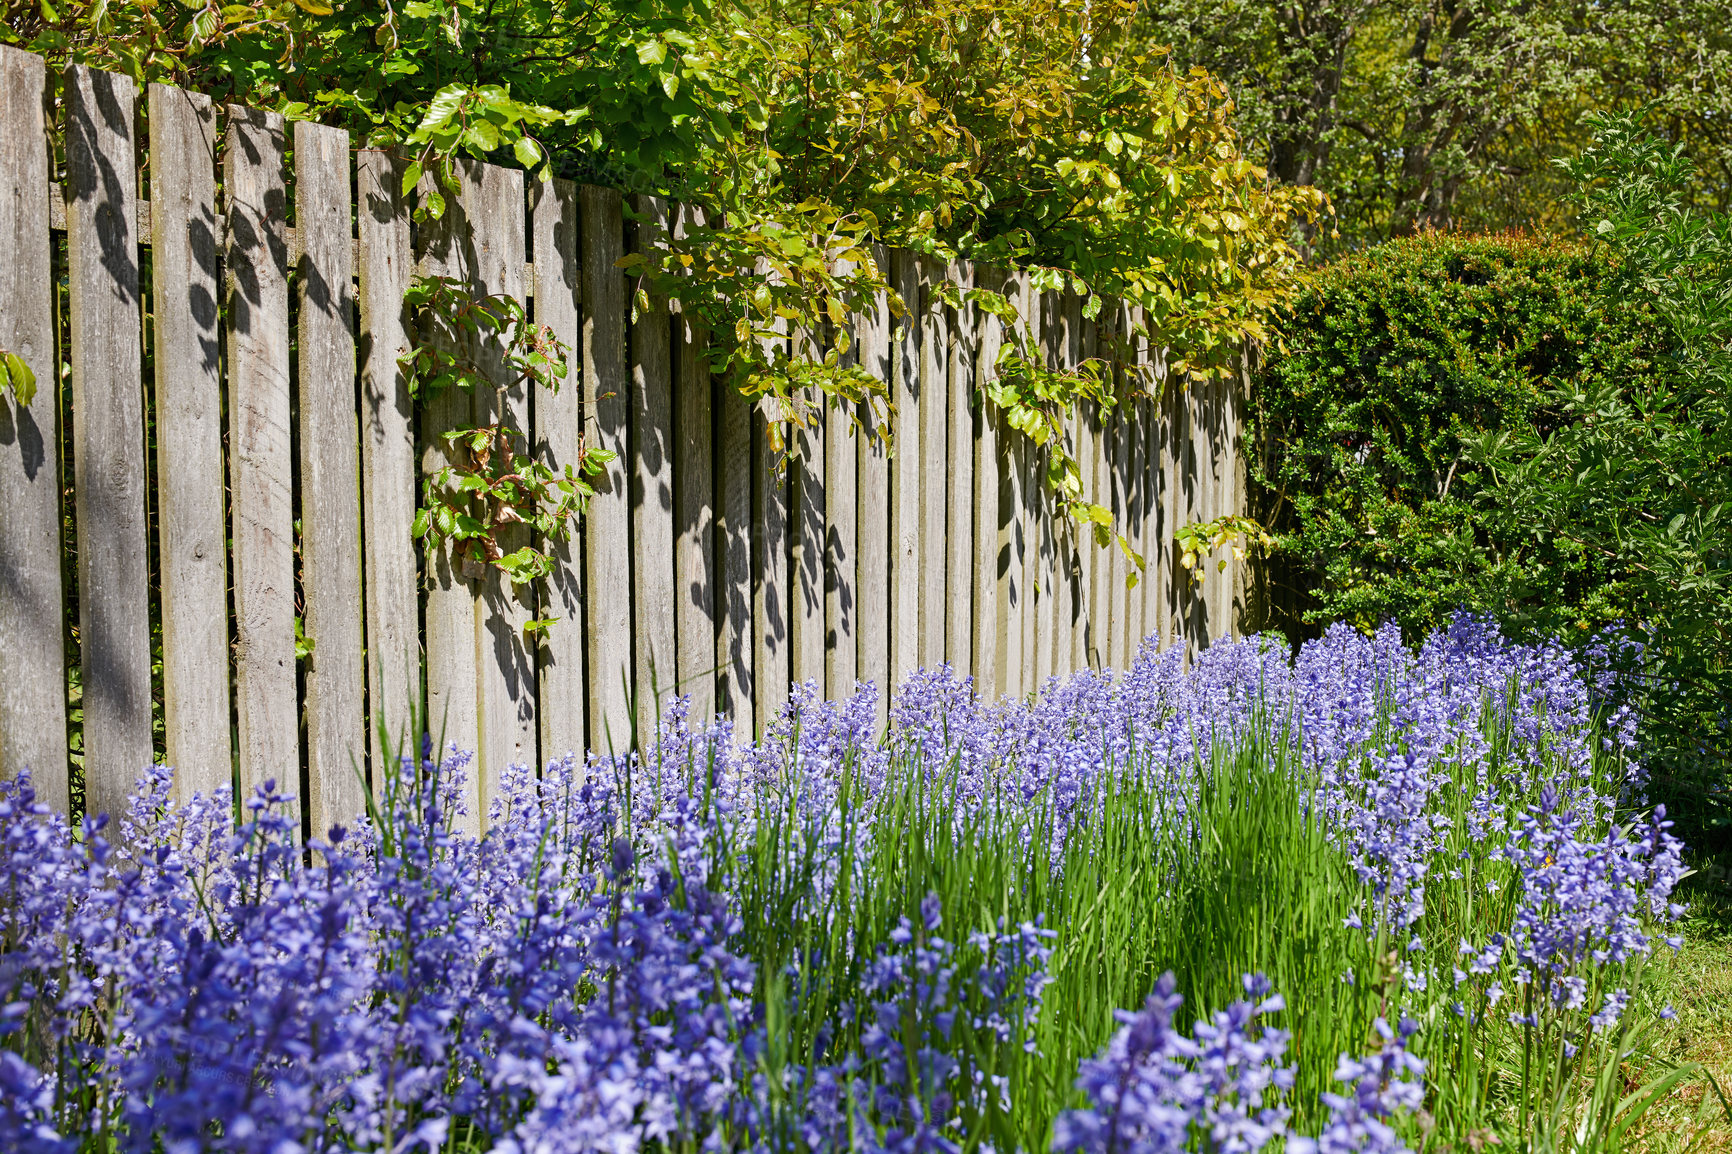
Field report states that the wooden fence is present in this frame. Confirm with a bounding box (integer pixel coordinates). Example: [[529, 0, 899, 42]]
[[0, 47, 1247, 834]]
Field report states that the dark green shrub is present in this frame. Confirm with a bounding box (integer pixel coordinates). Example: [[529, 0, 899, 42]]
[[1247, 231, 1682, 642]]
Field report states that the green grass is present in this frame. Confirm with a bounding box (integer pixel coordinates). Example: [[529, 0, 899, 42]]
[[699, 697, 1718, 1152]]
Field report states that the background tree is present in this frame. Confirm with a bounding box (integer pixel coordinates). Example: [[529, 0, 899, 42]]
[[1135, 0, 1732, 249]]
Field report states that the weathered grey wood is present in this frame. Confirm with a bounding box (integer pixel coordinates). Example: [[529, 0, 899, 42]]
[[671, 203, 714, 719], [889, 250, 921, 690], [293, 120, 366, 832], [1031, 290, 1059, 688], [1011, 270, 1032, 696], [148, 82, 228, 804], [67, 65, 154, 818], [465, 163, 533, 806], [971, 267, 1004, 697], [823, 360, 858, 697], [1063, 292, 1086, 675], [1104, 308, 1132, 670], [225, 104, 298, 821], [855, 247, 893, 724], [531, 177, 586, 763], [356, 150, 421, 769], [792, 332, 826, 689], [630, 195, 677, 738], [415, 169, 482, 821], [581, 186, 633, 752], [716, 383, 754, 732], [945, 260, 973, 679], [1230, 353, 1251, 636], [917, 258, 949, 672], [0, 48, 68, 807], [1080, 319, 1106, 669], [752, 399, 790, 728]]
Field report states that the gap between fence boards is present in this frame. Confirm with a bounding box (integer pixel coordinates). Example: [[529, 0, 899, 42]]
[[46, 180, 542, 296]]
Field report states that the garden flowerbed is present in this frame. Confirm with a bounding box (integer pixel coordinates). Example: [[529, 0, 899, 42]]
[[0, 615, 1688, 1152]]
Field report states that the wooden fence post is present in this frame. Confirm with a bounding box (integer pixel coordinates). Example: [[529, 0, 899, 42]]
[[671, 204, 715, 721], [295, 120, 366, 832], [356, 150, 421, 772], [630, 195, 676, 739], [582, 186, 633, 754], [531, 177, 586, 765], [149, 82, 230, 802], [226, 104, 298, 823], [0, 47, 69, 806]]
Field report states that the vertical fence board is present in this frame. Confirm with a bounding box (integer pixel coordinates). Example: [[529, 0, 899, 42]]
[[824, 389, 857, 698], [945, 261, 973, 679], [971, 268, 1003, 697], [150, 83, 228, 803], [889, 251, 921, 690], [1062, 293, 1085, 675], [529, 177, 585, 763], [1014, 274, 1039, 695], [671, 204, 714, 719], [467, 163, 533, 802], [917, 259, 948, 672], [1031, 290, 1058, 688], [752, 402, 789, 727], [66, 65, 152, 820], [581, 186, 633, 752], [293, 120, 365, 831], [0, 47, 68, 805], [630, 195, 676, 737], [716, 383, 753, 732], [225, 104, 298, 821], [1082, 323, 1106, 669], [1105, 310, 1132, 669], [416, 171, 481, 816], [356, 151, 420, 768], [856, 251, 892, 723], [792, 335, 825, 689]]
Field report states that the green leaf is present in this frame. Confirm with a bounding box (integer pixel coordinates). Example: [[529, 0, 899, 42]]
[[2, 353, 35, 407], [636, 39, 667, 66], [401, 160, 423, 198], [513, 136, 543, 169]]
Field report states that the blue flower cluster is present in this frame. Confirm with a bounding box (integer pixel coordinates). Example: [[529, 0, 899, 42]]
[[0, 614, 1686, 1151]]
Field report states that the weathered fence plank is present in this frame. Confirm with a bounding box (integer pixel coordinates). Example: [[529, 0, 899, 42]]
[[824, 384, 857, 698], [67, 64, 153, 820], [753, 401, 790, 728], [150, 83, 228, 803], [855, 250, 893, 723], [417, 168, 482, 816], [630, 195, 677, 739], [890, 250, 921, 690], [971, 268, 1005, 693], [945, 260, 974, 679], [793, 335, 826, 689], [716, 383, 754, 732], [0, 47, 68, 806], [356, 150, 421, 768], [225, 104, 298, 821], [672, 204, 715, 719], [467, 162, 534, 801], [918, 258, 948, 672], [530, 177, 586, 763], [294, 120, 366, 831], [582, 186, 633, 752]]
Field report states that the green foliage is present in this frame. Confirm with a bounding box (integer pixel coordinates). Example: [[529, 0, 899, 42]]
[[1473, 113, 1732, 846], [1, 0, 1319, 550], [1136, 0, 1732, 251], [401, 276, 615, 596], [1249, 231, 1679, 637]]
